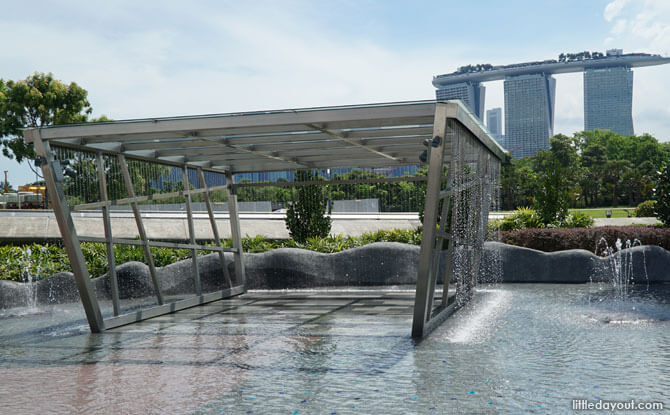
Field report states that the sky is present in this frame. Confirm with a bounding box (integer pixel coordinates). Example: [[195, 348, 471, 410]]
[[1, 0, 669, 186]]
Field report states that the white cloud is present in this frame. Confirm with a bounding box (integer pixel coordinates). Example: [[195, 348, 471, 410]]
[[604, 0, 630, 22], [602, 0, 670, 141], [611, 19, 628, 35], [1, 3, 470, 121]]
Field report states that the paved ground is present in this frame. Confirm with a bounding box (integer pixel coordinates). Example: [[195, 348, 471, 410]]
[[0, 210, 421, 241], [592, 217, 659, 227], [0, 289, 420, 414], [0, 210, 659, 242]]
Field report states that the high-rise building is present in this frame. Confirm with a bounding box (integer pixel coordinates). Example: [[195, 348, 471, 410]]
[[435, 81, 485, 119], [584, 66, 634, 136], [504, 74, 556, 159], [486, 107, 504, 146], [433, 50, 669, 158]]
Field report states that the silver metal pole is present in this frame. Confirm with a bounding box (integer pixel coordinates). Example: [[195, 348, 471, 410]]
[[118, 154, 164, 305], [96, 152, 120, 316], [197, 168, 233, 288], [225, 171, 246, 288], [412, 104, 448, 338], [182, 166, 202, 295], [25, 130, 105, 332]]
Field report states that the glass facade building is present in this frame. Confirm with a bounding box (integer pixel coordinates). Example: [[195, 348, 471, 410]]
[[486, 107, 504, 147], [504, 74, 555, 158], [435, 81, 486, 119], [584, 67, 634, 136]]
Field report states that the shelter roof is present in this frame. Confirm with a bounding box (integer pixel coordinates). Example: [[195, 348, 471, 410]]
[[25, 100, 506, 173]]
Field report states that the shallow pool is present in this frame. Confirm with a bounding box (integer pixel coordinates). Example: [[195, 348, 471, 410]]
[[0, 284, 668, 414]]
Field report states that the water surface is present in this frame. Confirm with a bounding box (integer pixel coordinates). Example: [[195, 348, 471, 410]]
[[0, 284, 668, 414]]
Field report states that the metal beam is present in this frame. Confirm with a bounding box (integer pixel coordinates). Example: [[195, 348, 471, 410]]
[[96, 152, 120, 316], [198, 168, 232, 288], [183, 166, 202, 295], [36, 102, 438, 141], [26, 131, 105, 332], [412, 104, 449, 338], [103, 285, 245, 329], [306, 123, 403, 163], [225, 171, 246, 287], [118, 154, 164, 305]]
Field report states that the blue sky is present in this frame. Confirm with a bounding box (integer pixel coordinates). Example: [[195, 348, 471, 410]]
[[2, 0, 669, 186]]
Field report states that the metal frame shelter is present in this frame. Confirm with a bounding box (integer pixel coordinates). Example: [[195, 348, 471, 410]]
[[23, 100, 505, 337]]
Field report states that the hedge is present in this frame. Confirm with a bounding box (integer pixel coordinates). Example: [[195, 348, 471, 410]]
[[0, 228, 422, 282], [496, 226, 670, 253]]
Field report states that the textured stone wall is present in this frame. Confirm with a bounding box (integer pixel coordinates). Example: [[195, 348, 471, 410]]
[[2, 242, 669, 309]]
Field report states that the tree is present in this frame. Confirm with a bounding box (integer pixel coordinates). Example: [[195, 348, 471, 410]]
[[653, 160, 670, 226], [285, 170, 332, 243], [532, 135, 578, 224], [1, 72, 93, 163], [1, 179, 13, 193], [580, 142, 607, 206], [500, 157, 537, 210]]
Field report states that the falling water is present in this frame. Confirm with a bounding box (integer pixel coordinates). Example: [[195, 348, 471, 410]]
[[594, 237, 648, 300], [18, 246, 49, 312]]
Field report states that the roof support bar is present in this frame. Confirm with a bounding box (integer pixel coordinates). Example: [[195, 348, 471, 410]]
[[96, 152, 120, 316], [25, 130, 105, 332], [183, 166, 202, 295], [305, 123, 403, 163], [225, 171, 246, 287], [412, 105, 449, 338], [198, 168, 233, 288], [118, 154, 164, 305]]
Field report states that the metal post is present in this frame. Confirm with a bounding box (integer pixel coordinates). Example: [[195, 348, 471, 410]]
[[225, 171, 246, 288], [440, 122, 459, 306], [182, 166, 202, 295], [412, 104, 448, 338], [96, 152, 120, 316], [118, 154, 164, 305], [197, 168, 233, 288], [25, 130, 105, 332]]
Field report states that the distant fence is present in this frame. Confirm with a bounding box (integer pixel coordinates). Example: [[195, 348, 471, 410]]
[[105, 199, 382, 213]]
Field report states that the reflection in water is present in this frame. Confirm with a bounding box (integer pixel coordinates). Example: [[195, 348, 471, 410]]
[[0, 286, 668, 414]]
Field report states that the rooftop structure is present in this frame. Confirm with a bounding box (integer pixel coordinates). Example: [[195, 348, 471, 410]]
[[433, 51, 669, 85], [434, 50, 670, 157]]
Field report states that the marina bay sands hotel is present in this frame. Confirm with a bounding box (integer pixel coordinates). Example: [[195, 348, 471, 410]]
[[433, 49, 670, 158]]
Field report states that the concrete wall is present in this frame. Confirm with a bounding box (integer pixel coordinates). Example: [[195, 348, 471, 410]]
[[0, 212, 420, 241]]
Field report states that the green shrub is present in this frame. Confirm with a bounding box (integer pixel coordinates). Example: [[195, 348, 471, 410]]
[[636, 200, 657, 217], [556, 211, 594, 228], [0, 229, 426, 281], [498, 225, 670, 252], [491, 207, 545, 231], [285, 170, 332, 243], [653, 161, 670, 226], [242, 235, 277, 253], [490, 207, 593, 232]]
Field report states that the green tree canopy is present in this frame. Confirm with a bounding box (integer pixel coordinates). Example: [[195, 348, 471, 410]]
[[0, 72, 93, 163], [502, 130, 669, 211], [285, 170, 332, 243]]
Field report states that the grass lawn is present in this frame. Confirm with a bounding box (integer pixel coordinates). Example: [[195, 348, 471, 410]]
[[570, 207, 637, 218]]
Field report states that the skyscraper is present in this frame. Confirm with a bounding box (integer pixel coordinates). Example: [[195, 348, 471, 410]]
[[435, 81, 485, 119], [504, 74, 556, 158], [486, 107, 504, 147], [584, 66, 634, 136]]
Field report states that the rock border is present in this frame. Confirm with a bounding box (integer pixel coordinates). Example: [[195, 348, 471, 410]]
[[1, 242, 668, 309]]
